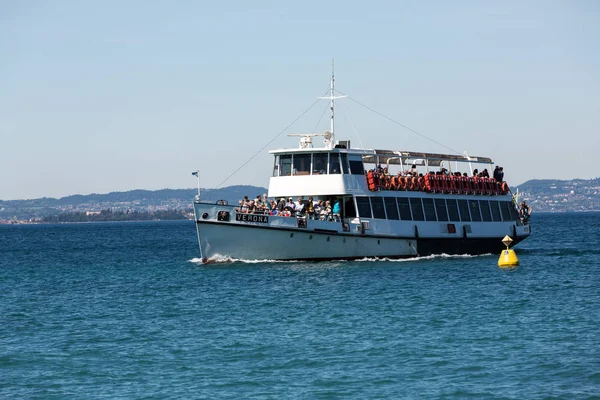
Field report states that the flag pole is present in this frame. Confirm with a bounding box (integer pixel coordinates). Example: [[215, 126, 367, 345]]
[[196, 170, 200, 199], [192, 170, 200, 199]]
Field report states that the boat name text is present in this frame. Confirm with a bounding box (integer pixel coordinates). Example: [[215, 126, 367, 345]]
[[236, 214, 269, 223]]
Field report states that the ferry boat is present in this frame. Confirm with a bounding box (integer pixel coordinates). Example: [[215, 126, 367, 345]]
[[193, 71, 531, 262]]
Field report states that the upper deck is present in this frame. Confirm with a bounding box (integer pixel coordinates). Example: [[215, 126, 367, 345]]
[[268, 143, 498, 198]]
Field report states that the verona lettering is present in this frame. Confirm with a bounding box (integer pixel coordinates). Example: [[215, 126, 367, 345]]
[[236, 214, 269, 223]]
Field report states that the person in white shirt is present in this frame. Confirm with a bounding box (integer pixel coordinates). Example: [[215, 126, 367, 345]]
[[295, 197, 304, 214]]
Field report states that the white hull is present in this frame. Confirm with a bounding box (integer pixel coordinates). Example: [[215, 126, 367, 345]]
[[196, 219, 417, 261], [193, 201, 530, 262]]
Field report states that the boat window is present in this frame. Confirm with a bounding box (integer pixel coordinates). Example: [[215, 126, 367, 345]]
[[499, 201, 512, 221], [344, 196, 357, 218], [384, 197, 399, 220], [490, 201, 502, 222], [469, 200, 482, 222], [409, 198, 425, 221], [329, 153, 341, 174], [349, 160, 365, 175], [509, 203, 520, 221], [356, 196, 372, 218], [397, 197, 412, 220], [457, 199, 471, 222], [370, 197, 386, 219], [479, 200, 492, 222], [313, 153, 328, 175], [273, 155, 280, 177], [422, 198, 437, 221], [446, 199, 460, 221], [293, 154, 311, 175], [280, 155, 292, 176], [340, 153, 349, 174], [434, 199, 449, 222]]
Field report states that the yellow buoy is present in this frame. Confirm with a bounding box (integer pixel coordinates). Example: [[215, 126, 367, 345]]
[[498, 235, 519, 268]]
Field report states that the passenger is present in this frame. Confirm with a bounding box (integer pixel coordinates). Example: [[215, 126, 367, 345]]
[[463, 172, 468, 177], [247, 200, 256, 214], [240, 199, 249, 214], [277, 198, 286, 212], [473, 169, 479, 177], [269, 200, 278, 214], [403, 169, 410, 176], [332, 199, 341, 217], [306, 196, 315, 219], [313, 200, 323, 216], [480, 169, 489, 178], [295, 197, 305, 215], [519, 201, 532, 224], [494, 166, 504, 182], [321, 200, 332, 220], [410, 164, 418, 176], [286, 197, 296, 210]]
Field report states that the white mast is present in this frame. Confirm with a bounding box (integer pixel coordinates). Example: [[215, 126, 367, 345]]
[[319, 58, 346, 149], [330, 58, 335, 139]]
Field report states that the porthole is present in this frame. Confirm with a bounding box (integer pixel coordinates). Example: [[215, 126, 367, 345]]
[[202, 213, 209, 220], [378, 240, 380, 245], [327, 237, 330, 242], [309, 235, 313, 240], [290, 233, 294, 238]]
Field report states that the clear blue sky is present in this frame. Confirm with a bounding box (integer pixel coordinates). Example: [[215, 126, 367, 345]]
[[1, 1, 598, 200]]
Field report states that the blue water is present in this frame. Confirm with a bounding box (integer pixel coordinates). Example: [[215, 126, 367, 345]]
[[1, 214, 599, 399]]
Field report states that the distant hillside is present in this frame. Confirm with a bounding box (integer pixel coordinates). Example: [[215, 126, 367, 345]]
[[2, 178, 599, 222], [515, 178, 600, 212], [0, 185, 267, 221]]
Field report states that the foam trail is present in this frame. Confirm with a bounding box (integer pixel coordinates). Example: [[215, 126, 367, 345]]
[[188, 255, 302, 265], [189, 253, 491, 265], [353, 253, 492, 263]]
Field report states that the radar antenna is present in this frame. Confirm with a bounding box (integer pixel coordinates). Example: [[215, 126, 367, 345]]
[[287, 131, 333, 149]]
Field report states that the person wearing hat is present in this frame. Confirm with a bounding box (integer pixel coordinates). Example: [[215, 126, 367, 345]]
[[286, 197, 296, 210]]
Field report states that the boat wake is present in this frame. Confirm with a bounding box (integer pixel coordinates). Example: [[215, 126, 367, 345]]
[[352, 253, 492, 262], [189, 253, 491, 265], [188, 256, 299, 265]]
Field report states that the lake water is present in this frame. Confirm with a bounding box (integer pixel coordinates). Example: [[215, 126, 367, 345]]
[[1, 213, 599, 399]]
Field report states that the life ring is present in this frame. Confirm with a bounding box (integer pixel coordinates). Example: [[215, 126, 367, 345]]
[[501, 181, 509, 194]]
